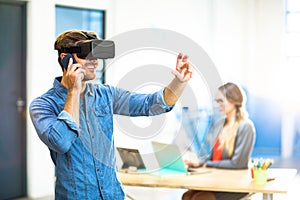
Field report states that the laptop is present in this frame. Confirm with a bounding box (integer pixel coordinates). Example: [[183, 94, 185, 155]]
[[151, 141, 210, 176], [116, 147, 146, 172]]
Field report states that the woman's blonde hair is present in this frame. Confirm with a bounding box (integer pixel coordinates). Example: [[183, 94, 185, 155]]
[[218, 82, 248, 157]]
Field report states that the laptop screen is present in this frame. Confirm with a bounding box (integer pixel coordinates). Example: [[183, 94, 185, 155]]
[[117, 147, 146, 169], [151, 141, 187, 173]]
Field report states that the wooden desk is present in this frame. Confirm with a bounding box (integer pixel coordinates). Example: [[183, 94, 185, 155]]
[[119, 168, 297, 200]]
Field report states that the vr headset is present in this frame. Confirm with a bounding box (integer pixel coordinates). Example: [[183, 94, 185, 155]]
[[58, 39, 115, 59]]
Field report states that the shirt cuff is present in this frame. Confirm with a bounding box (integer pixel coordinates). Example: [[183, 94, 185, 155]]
[[57, 110, 79, 132]]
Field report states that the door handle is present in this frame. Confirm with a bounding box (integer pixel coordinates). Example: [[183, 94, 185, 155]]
[[16, 98, 25, 113]]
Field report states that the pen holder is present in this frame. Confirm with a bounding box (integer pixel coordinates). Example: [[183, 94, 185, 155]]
[[253, 168, 267, 184]]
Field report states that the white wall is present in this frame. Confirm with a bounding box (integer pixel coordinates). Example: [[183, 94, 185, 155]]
[[26, 0, 291, 198], [111, 0, 285, 95], [27, 0, 56, 197], [111, 0, 213, 61]]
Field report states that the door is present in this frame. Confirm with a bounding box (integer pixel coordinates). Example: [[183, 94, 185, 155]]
[[0, 1, 27, 199]]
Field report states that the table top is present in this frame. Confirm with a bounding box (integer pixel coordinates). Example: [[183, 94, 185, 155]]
[[119, 168, 297, 194]]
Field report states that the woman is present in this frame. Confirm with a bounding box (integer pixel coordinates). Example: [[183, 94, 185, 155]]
[[182, 82, 256, 200]]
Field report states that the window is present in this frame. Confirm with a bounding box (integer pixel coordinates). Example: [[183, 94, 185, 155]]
[[286, 0, 300, 33], [284, 0, 300, 156], [55, 6, 105, 83], [284, 0, 300, 68]]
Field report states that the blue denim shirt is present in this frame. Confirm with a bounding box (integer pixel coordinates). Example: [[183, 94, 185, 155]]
[[29, 77, 173, 200]]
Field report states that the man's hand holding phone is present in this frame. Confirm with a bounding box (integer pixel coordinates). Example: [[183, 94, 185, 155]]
[[60, 54, 84, 128], [61, 54, 86, 93]]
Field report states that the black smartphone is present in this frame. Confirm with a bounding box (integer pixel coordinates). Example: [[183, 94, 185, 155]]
[[61, 53, 77, 70]]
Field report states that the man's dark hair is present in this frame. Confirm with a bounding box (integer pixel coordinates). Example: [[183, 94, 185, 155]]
[[54, 30, 98, 70]]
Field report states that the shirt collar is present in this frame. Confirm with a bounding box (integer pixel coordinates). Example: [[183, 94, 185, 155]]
[[85, 82, 94, 96], [53, 76, 95, 97], [53, 77, 68, 95]]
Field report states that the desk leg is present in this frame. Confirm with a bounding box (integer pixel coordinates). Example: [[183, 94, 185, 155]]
[[262, 193, 273, 200]]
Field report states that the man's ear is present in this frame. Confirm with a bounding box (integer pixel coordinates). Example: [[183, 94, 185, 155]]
[[59, 53, 68, 60]]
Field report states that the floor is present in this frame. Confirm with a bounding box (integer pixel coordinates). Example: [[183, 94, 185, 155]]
[[14, 157, 300, 200]]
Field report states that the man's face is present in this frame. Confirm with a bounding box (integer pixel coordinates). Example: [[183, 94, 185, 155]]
[[74, 54, 99, 81]]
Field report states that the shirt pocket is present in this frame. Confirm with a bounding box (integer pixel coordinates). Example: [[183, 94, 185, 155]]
[[95, 105, 109, 115], [94, 104, 113, 132]]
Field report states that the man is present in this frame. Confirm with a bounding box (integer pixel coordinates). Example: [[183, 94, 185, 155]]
[[29, 30, 193, 200]]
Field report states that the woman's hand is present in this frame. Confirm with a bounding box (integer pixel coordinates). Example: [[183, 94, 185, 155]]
[[184, 159, 201, 168]]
